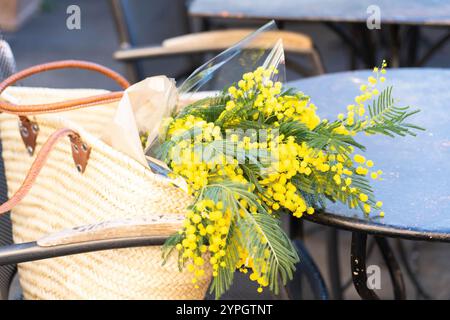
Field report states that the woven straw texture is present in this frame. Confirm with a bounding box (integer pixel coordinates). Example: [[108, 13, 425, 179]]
[[0, 87, 211, 300]]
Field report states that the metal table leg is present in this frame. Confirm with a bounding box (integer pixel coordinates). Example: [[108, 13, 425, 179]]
[[389, 24, 401, 68], [374, 236, 406, 299], [325, 22, 373, 68], [351, 232, 406, 300], [415, 30, 450, 67], [289, 215, 304, 240], [351, 232, 380, 299], [327, 228, 343, 299], [396, 239, 432, 299], [406, 26, 420, 66]]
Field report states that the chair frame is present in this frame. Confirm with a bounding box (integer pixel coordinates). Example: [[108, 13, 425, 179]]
[[0, 219, 170, 266], [0, 219, 328, 300]]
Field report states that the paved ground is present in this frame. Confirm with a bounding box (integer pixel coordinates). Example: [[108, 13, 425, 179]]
[[2, 0, 450, 300]]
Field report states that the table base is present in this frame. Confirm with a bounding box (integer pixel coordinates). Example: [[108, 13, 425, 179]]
[[351, 232, 406, 299]]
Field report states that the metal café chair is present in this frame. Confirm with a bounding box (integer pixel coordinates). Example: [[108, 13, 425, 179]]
[[109, 0, 325, 84], [0, 38, 328, 300]]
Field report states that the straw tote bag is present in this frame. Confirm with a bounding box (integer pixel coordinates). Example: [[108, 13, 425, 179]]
[[0, 60, 211, 299]]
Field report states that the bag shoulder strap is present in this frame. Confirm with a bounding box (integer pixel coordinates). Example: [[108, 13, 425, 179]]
[[0, 60, 129, 115], [0, 128, 87, 215]]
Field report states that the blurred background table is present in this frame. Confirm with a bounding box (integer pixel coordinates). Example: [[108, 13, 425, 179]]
[[190, 0, 450, 25], [190, 0, 450, 68], [289, 68, 450, 299]]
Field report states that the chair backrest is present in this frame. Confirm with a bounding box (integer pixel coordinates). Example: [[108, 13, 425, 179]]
[[0, 39, 17, 300], [109, 0, 192, 82]]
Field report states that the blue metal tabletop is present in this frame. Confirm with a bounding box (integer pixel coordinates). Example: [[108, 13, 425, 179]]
[[189, 0, 450, 26], [288, 68, 450, 241]]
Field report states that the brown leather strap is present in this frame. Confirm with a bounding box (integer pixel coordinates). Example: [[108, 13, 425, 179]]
[[0, 60, 129, 115], [0, 128, 86, 214]]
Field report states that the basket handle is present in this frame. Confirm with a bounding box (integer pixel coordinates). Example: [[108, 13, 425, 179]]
[[0, 127, 90, 215], [0, 60, 129, 115], [0, 60, 130, 155]]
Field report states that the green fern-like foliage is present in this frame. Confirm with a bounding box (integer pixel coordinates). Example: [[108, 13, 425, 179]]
[[163, 180, 299, 298], [354, 86, 423, 137], [202, 180, 298, 297]]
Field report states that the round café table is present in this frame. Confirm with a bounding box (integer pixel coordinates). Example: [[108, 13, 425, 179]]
[[288, 68, 450, 299]]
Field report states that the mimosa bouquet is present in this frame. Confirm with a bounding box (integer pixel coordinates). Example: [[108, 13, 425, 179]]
[[130, 22, 421, 299]]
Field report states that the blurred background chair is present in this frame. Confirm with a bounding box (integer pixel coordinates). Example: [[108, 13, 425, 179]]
[[109, 0, 324, 84]]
